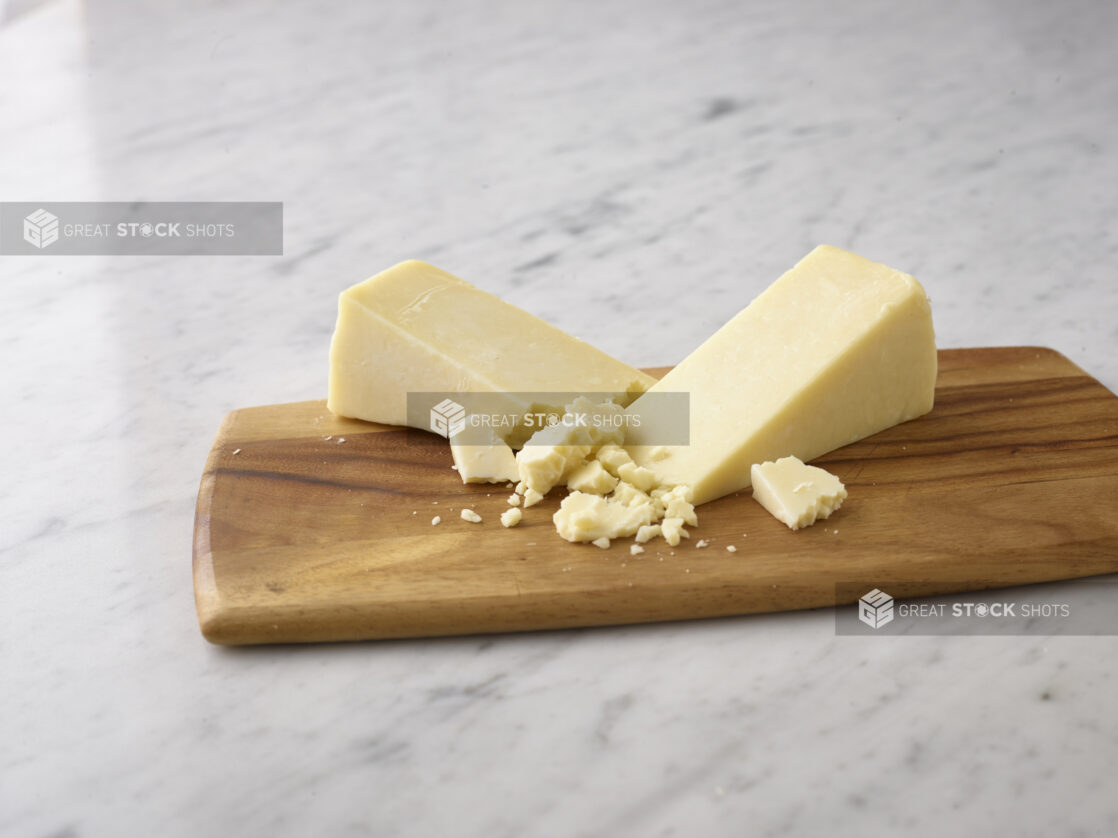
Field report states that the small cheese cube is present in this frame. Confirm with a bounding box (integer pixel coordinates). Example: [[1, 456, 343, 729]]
[[750, 456, 847, 530]]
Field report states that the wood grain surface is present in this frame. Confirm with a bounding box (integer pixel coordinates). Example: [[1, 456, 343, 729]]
[[193, 347, 1118, 645]]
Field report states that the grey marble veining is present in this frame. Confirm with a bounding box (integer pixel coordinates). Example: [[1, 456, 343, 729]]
[[2, 0, 1116, 836]]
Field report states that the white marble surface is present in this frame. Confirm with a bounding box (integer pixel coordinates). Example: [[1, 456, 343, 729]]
[[2, 0, 1117, 835]]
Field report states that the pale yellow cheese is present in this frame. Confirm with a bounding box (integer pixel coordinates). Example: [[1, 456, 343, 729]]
[[449, 428, 519, 484], [553, 492, 656, 542], [517, 442, 590, 494], [547, 451, 702, 546], [660, 517, 689, 546], [500, 507, 523, 528], [610, 480, 656, 511], [328, 261, 655, 426], [616, 462, 658, 493], [566, 459, 619, 494], [595, 444, 634, 477], [751, 456, 847, 530], [626, 246, 935, 505], [515, 397, 626, 495], [659, 485, 698, 526]]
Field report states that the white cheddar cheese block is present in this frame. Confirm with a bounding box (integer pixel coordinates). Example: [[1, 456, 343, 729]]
[[328, 261, 655, 426], [626, 245, 936, 505], [751, 456, 847, 530]]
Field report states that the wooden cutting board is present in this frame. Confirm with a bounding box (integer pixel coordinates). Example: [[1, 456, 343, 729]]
[[193, 347, 1118, 645]]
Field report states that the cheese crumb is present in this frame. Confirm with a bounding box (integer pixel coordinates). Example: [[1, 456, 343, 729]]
[[595, 443, 634, 477], [566, 459, 619, 495], [507, 493, 521, 507], [523, 488, 544, 508], [515, 397, 626, 495], [232, 448, 241, 455], [695, 539, 709, 549], [630, 544, 645, 556], [611, 480, 654, 509], [460, 508, 482, 523], [617, 462, 658, 493], [500, 507, 522, 528], [726, 544, 737, 553], [553, 492, 656, 543], [660, 517, 689, 546], [591, 537, 611, 549], [660, 485, 698, 526], [431, 516, 441, 525], [635, 524, 662, 544]]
